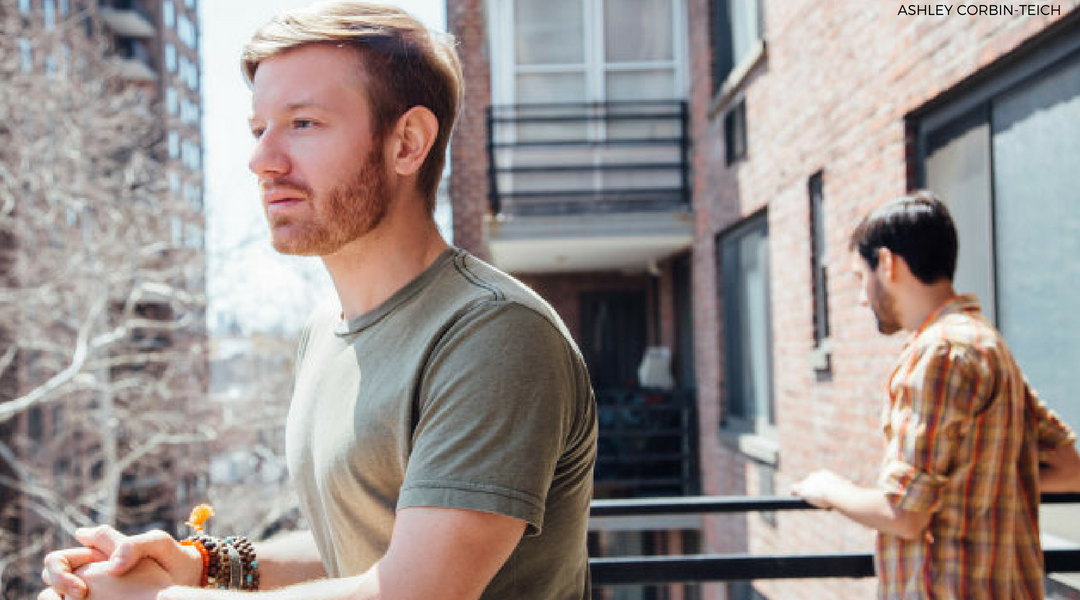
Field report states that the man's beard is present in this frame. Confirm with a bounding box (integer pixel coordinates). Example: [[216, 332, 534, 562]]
[[267, 147, 391, 256], [870, 275, 901, 335]]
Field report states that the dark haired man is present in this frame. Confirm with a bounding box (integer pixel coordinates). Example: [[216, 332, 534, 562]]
[[793, 191, 1080, 599]]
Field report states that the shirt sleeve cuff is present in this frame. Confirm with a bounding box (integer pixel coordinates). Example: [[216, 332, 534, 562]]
[[397, 481, 544, 536], [879, 459, 946, 513]]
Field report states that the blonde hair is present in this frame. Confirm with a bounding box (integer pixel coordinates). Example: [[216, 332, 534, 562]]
[[242, 2, 463, 210]]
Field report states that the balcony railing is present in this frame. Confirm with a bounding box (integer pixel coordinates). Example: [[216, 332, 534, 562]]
[[594, 389, 698, 499], [588, 494, 1080, 586], [486, 101, 690, 217]]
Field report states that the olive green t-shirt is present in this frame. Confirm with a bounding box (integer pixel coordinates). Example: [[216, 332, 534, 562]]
[[286, 248, 597, 600]]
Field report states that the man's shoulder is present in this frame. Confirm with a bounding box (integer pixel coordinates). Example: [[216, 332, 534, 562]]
[[430, 250, 575, 343], [910, 310, 1011, 380]]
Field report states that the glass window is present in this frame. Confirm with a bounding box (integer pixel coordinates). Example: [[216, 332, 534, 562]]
[[515, 0, 584, 65], [809, 171, 829, 349], [19, 38, 33, 72], [43, 0, 55, 28], [168, 131, 180, 159], [166, 87, 178, 115], [719, 212, 773, 431], [605, 70, 675, 101], [991, 55, 1080, 429], [163, 0, 175, 28], [19, 0, 32, 14], [724, 99, 747, 163], [178, 15, 196, 47], [604, 0, 673, 62], [185, 0, 195, 8], [58, 0, 68, 16], [712, 0, 764, 90], [165, 43, 177, 72], [917, 35, 1080, 507], [170, 216, 184, 245]]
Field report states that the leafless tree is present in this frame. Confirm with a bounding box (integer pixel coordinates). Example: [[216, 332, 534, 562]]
[[0, 7, 210, 597]]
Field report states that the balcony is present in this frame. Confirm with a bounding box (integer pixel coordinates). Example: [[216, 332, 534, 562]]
[[99, 6, 156, 39], [594, 389, 698, 501], [588, 494, 1080, 590], [485, 101, 692, 274]]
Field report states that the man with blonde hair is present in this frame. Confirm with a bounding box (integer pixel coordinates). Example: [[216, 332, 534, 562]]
[[39, 3, 597, 600]]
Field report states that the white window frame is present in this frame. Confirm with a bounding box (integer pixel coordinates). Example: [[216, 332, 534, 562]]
[[486, 0, 689, 106]]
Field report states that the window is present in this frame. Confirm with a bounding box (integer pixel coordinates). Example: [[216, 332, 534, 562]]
[[711, 0, 764, 91], [58, 0, 68, 16], [19, 0, 31, 14], [724, 98, 747, 163], [718, 212, 773, 433], [809, 171, 829, 350], [165, 43, 177, 72], [185, 0, 195, 8], [178, 14, 195, 47], [166, 86, 178, 115], [19, 38, 33, 72], [914, 36, 1080, 431], [168, 172, 181, 193], [43, 0, 55, 28], [163, 0, 175, 28], [182, 140, 201, 170], [170, 216, 184, 245], [494, 0, 685, 107], [168, 130, 180, 158]]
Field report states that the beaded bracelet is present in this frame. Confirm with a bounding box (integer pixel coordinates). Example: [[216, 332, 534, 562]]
[[180, 504, 260, 591]]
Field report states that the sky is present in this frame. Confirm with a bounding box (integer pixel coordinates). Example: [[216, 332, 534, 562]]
[[199, 0, 447, 334]]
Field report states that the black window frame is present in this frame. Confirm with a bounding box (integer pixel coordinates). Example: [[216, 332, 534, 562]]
[[724, 99, 747, 165], [808, 171, 829, 348], [717, 210, 774, 432], [710, 0, 765, 92]]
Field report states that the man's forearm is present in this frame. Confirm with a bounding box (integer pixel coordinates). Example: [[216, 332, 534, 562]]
[[159, 574, 366, 600], [794, 470, 932, 541], [253, 531, 327, 590], [827, 484, 931, 541]]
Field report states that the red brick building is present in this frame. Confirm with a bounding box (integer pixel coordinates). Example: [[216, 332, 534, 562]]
[[448, 1, 1080, 598]]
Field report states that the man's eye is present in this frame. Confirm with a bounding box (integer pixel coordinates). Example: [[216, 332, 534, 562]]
[[294, 119, 315, 129], [250, 127, 265, 139]]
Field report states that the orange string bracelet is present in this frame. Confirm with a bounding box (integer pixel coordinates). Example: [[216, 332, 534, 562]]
[[179, 504, 215, 587]]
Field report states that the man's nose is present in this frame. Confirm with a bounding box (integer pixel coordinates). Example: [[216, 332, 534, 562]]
[[249, 129, 288, 177]]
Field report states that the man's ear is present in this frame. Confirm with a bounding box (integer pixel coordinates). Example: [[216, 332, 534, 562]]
[[385, 106, 439, 177], [878, 247, 896, 281]]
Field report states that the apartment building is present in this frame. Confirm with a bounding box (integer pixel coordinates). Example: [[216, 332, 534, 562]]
[[450, 1, 1079, 599], [687, 1, 1080, 599]]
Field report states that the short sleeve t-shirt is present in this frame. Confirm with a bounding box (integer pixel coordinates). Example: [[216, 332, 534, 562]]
[[286, 248, 597, 600]]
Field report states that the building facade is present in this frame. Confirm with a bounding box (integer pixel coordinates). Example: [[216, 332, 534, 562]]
[[687, 1, 1079, 598], [449, 1, 1080, 599]]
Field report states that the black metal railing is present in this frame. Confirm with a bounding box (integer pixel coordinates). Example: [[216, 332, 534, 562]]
[[588, 494, 1080, 586], [594, 389, 698, 499], [486, 101, 690, 216]]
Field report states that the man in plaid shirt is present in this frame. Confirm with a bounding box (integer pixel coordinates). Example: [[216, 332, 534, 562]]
[[793, 191, 1080, 599]]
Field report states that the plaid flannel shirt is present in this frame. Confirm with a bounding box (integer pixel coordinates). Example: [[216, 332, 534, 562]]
[[875, 295, 1075, 600]]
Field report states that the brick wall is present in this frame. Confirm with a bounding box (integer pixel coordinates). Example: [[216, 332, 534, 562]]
[[446, 0, 491, 259], [687, 2, 1080, 599]]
